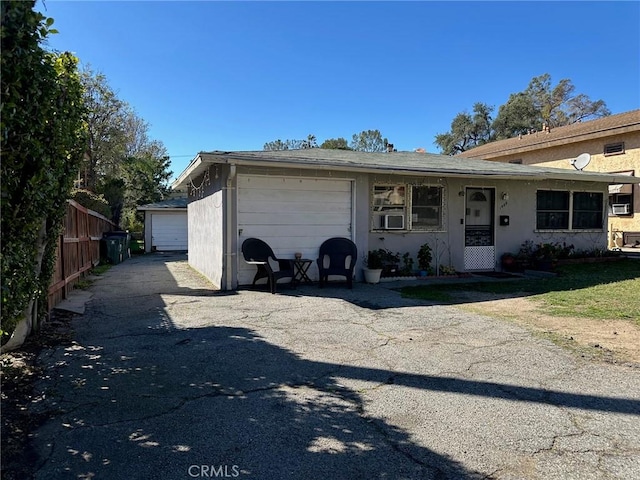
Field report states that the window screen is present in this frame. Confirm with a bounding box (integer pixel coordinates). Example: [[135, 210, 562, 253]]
[[411, 186, 443, 229], [573, 192, 603, 229], [536, 190, 569, 229]]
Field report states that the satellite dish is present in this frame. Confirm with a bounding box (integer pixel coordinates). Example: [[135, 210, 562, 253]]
[[570, 153, 591, 171]]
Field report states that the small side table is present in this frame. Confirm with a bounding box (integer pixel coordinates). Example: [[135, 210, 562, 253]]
[[292, 258, 313, 285]]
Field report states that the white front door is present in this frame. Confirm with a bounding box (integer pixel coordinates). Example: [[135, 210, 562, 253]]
[[237, 175, 353, 285], [463, 187, 496, 270]]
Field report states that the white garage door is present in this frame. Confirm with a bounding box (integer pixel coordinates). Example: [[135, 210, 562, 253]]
[[237, 175, 353, 285], [151, 212, 188, 251]]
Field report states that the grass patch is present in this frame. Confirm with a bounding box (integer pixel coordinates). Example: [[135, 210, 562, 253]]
[[402, 258, 640, 324], [74, 279, 92, 289], [71, 263, 112, 290], [91, 263, 112, 275], [529, 330, 617, 362]]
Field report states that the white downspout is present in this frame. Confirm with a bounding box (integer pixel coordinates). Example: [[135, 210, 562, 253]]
[[225, 164, 237, 291]]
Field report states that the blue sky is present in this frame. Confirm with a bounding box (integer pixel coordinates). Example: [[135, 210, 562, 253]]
[[39, 1, 640, 181]]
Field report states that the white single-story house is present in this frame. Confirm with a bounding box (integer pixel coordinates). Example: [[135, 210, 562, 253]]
[[137, 197, 188, 252], [172, 149, 636, 290]]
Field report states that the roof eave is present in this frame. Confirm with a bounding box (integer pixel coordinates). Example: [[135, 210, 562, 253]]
[[137, 207, 187, 212], [188, 152, 635, 185], [171, 153, 203, 190]]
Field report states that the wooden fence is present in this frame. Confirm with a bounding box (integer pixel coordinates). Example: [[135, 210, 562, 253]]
[[48, 200, 115, 310]]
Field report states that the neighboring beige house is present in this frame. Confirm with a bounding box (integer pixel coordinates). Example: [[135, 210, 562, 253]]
[[458, 109, 640, 248]]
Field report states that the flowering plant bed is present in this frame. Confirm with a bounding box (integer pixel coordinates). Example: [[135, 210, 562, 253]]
[[503, 241, 626, 272]]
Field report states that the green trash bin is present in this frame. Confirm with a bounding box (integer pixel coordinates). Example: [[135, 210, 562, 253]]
[[102, 236, 123, 264], [106, 231, 131, 260]]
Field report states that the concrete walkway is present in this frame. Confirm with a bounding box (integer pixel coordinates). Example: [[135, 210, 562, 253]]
[[31, 253, 640, 479]]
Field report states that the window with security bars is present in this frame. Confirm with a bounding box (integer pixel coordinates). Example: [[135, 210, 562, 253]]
[[572, 192, 603, 229], [536, 190, 569, 229], [536, 190, 604, 230]]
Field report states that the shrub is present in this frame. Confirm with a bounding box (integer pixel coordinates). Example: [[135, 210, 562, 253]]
[[516, 241, 573, 263], [439, 265, 457, 276], [401, 252, 414, 275], [417, 243, 433, 271], [364, 250, 384, 269], [1, 2, 86, 350], [365, 249, 399, 268]]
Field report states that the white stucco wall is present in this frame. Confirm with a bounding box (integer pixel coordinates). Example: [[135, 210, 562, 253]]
[[366, 176, 609, 272], [187, 174, 225, 288], [185, 162, 610, 289]]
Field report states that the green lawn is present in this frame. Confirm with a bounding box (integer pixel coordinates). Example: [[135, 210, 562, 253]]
[[402, 259, 640, 325]]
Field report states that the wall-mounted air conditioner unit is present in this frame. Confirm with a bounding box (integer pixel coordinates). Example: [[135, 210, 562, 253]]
[[384, 214, 404, 229], [612, 204, 631, 215]]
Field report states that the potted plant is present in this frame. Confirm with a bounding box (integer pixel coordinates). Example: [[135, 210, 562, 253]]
[[534, 242, 560, 271], [401, 252, 414, 275], [363, 250, 384, 284], [514, 240, 535, 271], [417, 243, 432, 276], [373, 248, 400, 276], [501, 252, 517, 272]]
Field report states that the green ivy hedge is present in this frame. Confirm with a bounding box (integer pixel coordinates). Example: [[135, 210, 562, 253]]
[[1, 1, 87, 345]]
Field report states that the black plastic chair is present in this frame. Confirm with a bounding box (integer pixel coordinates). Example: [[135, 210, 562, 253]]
[[316, 237, 357, 289], [241, 238, 294, 294]]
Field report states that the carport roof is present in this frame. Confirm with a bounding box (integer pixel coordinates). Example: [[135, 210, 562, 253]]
[[172, 149, 636, 190]]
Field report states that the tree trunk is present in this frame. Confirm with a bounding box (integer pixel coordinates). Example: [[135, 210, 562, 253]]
[[0, 219, 48, 353], [0, 301, 35, 353]]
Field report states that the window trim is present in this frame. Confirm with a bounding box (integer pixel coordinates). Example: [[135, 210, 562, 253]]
[[572, 191, 605, 230], [608, 170, 635, 216], [371, 183, 445, 232], [535, 189, 605, 232], [536, 189, 570, 230]]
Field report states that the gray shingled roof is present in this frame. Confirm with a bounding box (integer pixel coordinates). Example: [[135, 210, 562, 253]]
[[137, 197, 188, 210], [172, 148, 636, 189], [457, 109, 640, 159]]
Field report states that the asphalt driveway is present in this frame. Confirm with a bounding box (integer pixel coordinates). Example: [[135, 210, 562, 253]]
[[30, 253, 640, 479]]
